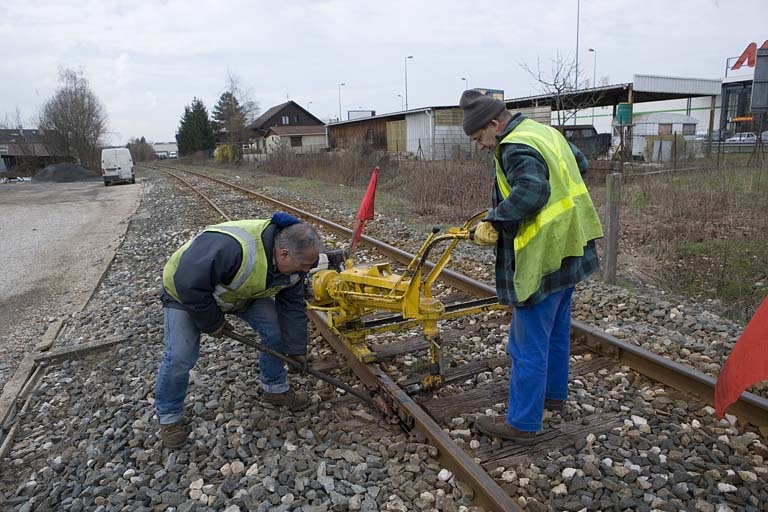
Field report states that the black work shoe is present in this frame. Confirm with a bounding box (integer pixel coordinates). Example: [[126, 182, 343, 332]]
[[544, 398, 565, 413], [474, 415, 537, 444], [159, 422, 187, 449], [263, 390, 310, 411]]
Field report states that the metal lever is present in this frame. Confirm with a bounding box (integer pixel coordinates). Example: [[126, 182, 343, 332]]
[[223, 329, 378, 407]]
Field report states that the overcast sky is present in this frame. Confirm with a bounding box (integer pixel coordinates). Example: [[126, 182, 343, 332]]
[[3, 0, 766, 145]]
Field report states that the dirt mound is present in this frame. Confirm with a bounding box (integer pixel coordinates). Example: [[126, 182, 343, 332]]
[[33, 163, 101, 183]]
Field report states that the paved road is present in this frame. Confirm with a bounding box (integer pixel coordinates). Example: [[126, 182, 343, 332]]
[[0, 179, 141, 370]]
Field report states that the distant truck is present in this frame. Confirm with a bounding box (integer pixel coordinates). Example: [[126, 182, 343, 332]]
[[101, 147, 135, 186], [557, 125, 612, 160]]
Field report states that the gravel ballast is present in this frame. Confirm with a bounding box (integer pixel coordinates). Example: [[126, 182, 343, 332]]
[[0, 167, 765, 512]]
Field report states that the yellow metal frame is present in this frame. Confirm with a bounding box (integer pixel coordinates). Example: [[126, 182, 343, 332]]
[[307, 211, 500, 391]]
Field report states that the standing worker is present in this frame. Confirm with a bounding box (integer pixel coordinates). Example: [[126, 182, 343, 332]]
[[460, 90, 603, 443], [155, 212, 324, 448]]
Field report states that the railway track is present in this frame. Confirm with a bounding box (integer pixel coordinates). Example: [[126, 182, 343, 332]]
[[142, 163, 768, 511]]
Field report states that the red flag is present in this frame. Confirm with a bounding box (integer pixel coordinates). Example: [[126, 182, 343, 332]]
[[714, 295, 768, 418], [350, 167, 379, 253]]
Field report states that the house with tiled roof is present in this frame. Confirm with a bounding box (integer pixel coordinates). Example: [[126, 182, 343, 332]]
[[246, 101, 326, 155]]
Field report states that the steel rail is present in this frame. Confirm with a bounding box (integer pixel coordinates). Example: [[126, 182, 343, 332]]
[[152, 164, 768, 507], [160, 168, 232, 221], [153, 163, 768, 433], [307, 309, 522, 512], [572, 320, 768, 434], [149, 164, 522, 510]]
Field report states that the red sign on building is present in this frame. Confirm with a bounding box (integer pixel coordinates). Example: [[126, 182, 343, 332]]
[[732, 40, 768, 70]]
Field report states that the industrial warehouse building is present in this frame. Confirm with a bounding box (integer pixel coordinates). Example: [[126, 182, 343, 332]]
[[324, 38, 766, 162], [327, 75, 723, 162]]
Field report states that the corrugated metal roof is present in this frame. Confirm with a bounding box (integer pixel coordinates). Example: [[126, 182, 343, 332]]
[[633, 74, 722, 95], [0, 129, 45, 144], [327, 106, 458, 126], [632, 112, 700, 124], [329, 74, 724, 130]]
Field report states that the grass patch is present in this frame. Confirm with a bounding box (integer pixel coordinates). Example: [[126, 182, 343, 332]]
[[662, 240, 767, 321], [621, 165, 768, 320]]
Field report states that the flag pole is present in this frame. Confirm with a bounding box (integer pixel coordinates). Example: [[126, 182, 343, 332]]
[[347, 166, 379, 266]]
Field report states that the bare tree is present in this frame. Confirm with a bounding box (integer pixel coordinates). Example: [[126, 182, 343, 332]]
[[521, 53, 604, 127], [0, 107, 29, 131], [127, 136, 157, 162], [211, 72, 261, 160], [225, 71, 260, 125], [38, 67, 108, 170]]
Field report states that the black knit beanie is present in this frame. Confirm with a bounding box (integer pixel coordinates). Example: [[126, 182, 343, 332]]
[[459, 90, 506, 135]]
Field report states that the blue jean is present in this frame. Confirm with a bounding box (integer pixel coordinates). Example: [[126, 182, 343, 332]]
[[506, 287, 573, 432], [155, 298, 288, 425]]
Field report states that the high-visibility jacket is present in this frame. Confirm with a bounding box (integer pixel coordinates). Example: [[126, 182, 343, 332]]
[[163, 220, 296, 312], [494, 118, 604, 302]]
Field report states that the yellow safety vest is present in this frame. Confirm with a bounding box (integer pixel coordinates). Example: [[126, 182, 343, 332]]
[[494, 118, 604, 301], [163, 220, 294, 312]]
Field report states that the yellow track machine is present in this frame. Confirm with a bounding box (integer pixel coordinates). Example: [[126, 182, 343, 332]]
[[306, 211, 505, 392]]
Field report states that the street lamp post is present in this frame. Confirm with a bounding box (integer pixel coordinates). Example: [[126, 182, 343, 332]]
[[575, 0, 580, 89], [404, 55, 413, 110], [338, 82, 345, 121], [588, 48, 597, 125], [461, 77, 468, 91], [574, 0, 581, 125]]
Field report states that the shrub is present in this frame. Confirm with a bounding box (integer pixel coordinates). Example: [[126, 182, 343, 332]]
[[214, 144, 236, 164]]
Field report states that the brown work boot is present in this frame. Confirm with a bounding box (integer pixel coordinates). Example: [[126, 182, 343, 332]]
[[263, 389, 310, 411], [544, 398, 565, 413], [159, 422, 187, 449], [474, 415, 537, 444]]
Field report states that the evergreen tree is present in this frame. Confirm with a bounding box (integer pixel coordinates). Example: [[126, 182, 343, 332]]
[[177, 98, 215, 156], [209, 73, 260, 162], [211, 91, 247, 144]]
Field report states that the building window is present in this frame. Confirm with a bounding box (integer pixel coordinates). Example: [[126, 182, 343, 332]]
[[658, 124, 672, 135], [682, 124, 696, 136], [290, 136, 302, 147], [282, 116, 290, 125], [366, 128, 374, 144]]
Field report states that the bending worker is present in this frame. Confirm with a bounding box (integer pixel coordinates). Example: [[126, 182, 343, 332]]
[[461, 90, 603, 443], [155, 212, 323, 448]]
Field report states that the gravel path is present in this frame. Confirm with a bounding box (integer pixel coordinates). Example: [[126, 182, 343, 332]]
[[0, 167, 765, 512], [0, 180, 141, 388]]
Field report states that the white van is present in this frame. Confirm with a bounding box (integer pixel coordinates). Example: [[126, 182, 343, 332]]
[[101, 147, 135, 186]]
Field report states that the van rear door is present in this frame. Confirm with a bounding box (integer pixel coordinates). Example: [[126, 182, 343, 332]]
[[101, 148, 135, 185]]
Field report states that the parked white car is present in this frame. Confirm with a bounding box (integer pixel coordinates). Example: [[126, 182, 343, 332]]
[[724, 132, 757, 143]]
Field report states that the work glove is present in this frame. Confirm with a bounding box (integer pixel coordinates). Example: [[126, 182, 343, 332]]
[[287, 354, 309, 376], [210, 319, 234, 339], [472, 221, 499, 246]]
